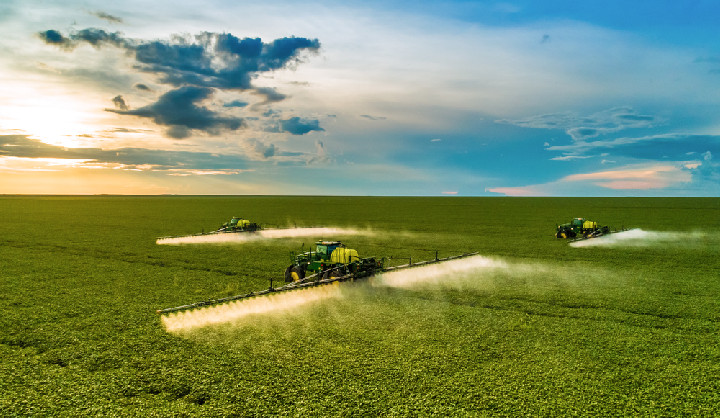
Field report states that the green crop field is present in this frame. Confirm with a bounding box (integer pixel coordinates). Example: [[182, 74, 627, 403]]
[[1, 196, 719, 416]]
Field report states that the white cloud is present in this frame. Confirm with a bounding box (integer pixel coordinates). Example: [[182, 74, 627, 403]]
[[2, 0, 719, 196], [486, 186, 547, 197], [563, 165, 691, 190], [489, 162, 696, 196], [502, 107, 657, 144], [550, 155, 592, 161]]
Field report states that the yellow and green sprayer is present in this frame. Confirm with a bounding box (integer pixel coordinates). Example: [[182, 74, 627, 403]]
[[215, 216, 261, 233], [555, 217, 625, 241], [156, 240, 478, 315], [156, 216, 262, 242]]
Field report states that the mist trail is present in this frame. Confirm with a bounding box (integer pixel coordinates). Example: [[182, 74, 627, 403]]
[[158, 225, 720, 333], [373, 255, 509, 288], [570, 228, 712, 248], [162, 284, 343, 332], [162, 255, 512, 332], [156, 227, 373, 245], [162, 252, 637, 333]]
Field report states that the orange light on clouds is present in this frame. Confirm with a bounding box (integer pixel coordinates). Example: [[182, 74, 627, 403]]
[[0, 167, 171, 195], [563, 165, 677, 181], [562, 165, 690, 190], [595, 180, 666, 190], [0, 156, 95, 171], [487, 163, 696, 196], [485, 186, 547, 197], [0, 155, 273, 195]]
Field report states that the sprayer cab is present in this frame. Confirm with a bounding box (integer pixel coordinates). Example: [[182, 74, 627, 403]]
[[285, 240, 382, 283]]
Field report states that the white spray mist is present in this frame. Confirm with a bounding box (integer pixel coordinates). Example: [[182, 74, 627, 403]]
[[162, 284, 343, 332], [570, 228, 710, 248], [156, 227, 373, 245], [374, 255, 508, 288]]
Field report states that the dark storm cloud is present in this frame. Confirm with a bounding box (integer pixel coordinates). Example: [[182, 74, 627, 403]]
[[39, 29, 321, 90], [107, 86, 244, 138], [106, 128, 147, 133], [133, 39, 220, 86], [111, 95, 128, 111], [0, 134, 244, 169], [280, 117, 324, 135], [360, 114, 387, 121], [128, 32, 320, 89], [40, 28, 322, 138], [74, 28, 130, 48], [245, 139, 277, 159], [38, 30, 72, 49], [38, 28, 130, 50], [0, 134, 313, 168], [135, 83, 151, 91], [90, 11, 123, 24], [262, 37, 322, 69], [215, 34, 262, 56], [253, 87, 287, 104]]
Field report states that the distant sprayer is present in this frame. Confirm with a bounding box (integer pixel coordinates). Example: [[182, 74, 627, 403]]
[[556, 218, 625, 241]]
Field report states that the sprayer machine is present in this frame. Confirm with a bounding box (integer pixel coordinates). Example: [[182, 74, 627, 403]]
[[156, 240, 477, 315]]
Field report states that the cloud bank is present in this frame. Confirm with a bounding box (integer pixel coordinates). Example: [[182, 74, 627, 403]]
[[39, 28, 321, 139]]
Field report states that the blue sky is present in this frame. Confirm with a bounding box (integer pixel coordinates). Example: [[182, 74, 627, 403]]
[[0, 0, 719, 195]]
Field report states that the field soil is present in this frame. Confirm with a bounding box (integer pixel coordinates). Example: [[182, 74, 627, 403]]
[[1, 196, 718, 415]]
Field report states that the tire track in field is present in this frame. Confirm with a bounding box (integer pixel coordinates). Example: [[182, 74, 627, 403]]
[[1, 240, 245, 277], [386, 287, 712, 332]]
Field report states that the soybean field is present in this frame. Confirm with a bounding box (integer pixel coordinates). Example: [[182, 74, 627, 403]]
[[1, 196, 718, 416]]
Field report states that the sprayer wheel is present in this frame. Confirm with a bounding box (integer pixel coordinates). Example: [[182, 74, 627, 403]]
[[284, 266, 294, 282], [290, 266, 305, 282]]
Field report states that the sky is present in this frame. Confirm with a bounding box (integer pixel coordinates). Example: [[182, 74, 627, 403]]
[[1, 0, 719, 196]]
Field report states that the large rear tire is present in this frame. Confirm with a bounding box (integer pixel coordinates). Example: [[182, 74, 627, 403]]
[[284, 266, 294, 283], [289, 266, 305, 282]]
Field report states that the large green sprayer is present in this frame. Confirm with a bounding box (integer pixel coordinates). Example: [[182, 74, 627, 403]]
[[285, 240, 383, 282], [156, 241, 480, 315], [216, 217, 261, 233], [556, 218, 611, 239]]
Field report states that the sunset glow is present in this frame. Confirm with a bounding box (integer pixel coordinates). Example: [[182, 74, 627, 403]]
[[0, 1, 718, 195]]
